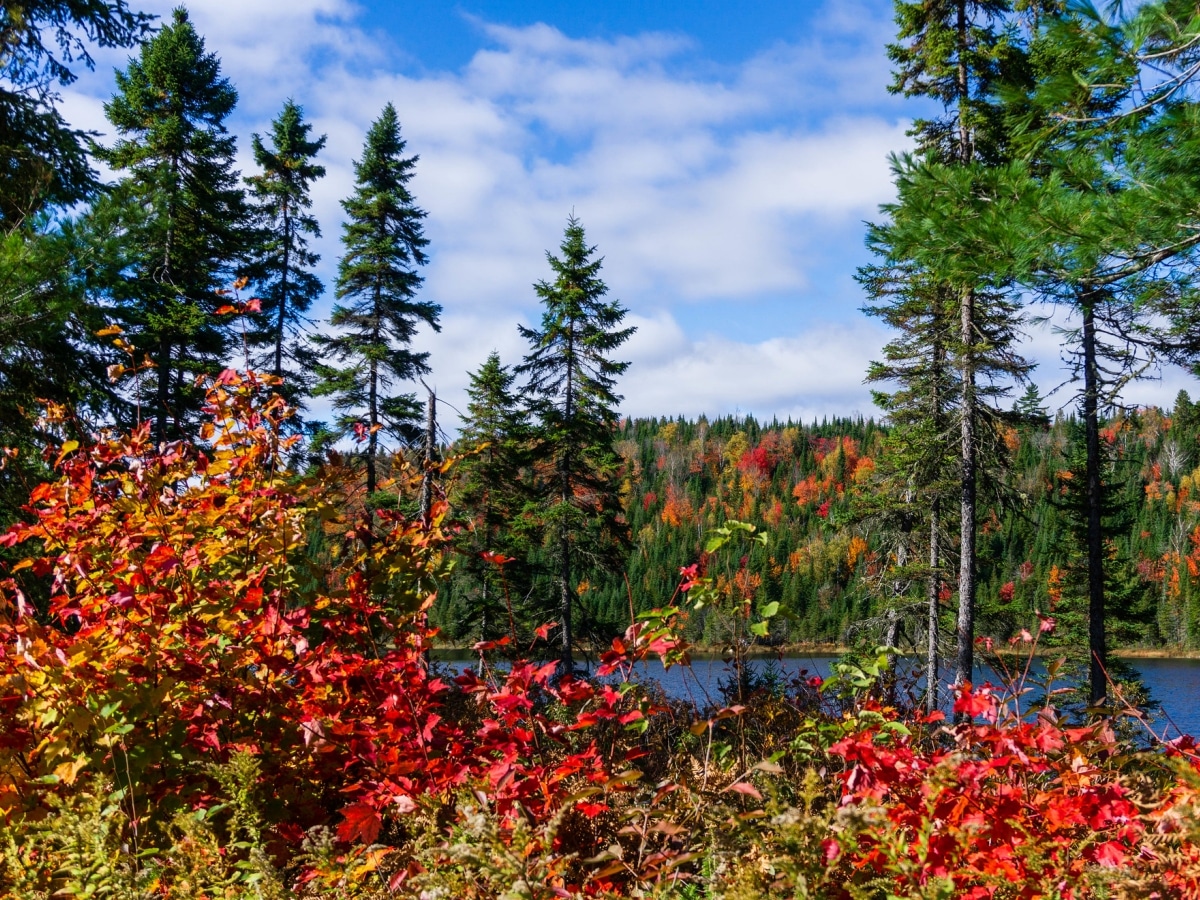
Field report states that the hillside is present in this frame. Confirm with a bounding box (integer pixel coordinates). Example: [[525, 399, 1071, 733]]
[[435, 392, 1200, 653]]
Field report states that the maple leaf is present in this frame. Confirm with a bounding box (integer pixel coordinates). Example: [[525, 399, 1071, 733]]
[[337, 803, 383, 844]]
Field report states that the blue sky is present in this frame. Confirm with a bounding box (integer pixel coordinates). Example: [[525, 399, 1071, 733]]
[[59, 0, 1194, 426]]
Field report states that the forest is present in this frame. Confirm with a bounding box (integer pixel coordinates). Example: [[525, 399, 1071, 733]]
[[6, 1, 1200, 898]]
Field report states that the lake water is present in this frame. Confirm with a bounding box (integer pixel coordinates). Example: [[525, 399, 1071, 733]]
[[437, 652, 1200, 738]]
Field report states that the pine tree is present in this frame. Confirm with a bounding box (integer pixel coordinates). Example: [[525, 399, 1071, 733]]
[[314, 103, 440, 495], [0, 0, 151, 225], [517, 216, 634, 667], [243, 99, 326, 405], [447, 352, 531, 643], [1009, 2, 1200, 703], [880, 0, 1037, 694], [96, 7, 251, 443]]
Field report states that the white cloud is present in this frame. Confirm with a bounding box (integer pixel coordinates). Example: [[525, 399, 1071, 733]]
[[57, 0, 945, 428]]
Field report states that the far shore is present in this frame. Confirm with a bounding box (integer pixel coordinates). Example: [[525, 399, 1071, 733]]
[[431, 642, 1200, 661]]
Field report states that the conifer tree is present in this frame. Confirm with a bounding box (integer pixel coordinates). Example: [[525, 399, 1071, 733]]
[[243, 99, 326, 404], [1008, 1, 1200, 703], [314, 103, 439, 495], [517, 216, 634, 667], [96, 7, 250, 443], [447, 352, 531, 642], [0, 0, 152, 225], [880, 0, 1036, 693], [860, 267, 960, 711]]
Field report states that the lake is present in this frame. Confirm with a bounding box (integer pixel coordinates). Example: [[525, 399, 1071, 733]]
[[436, 651, 1200, 738]]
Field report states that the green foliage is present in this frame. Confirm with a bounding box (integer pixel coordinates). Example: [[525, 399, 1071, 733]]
[[439, 352, 535, 644], [243, 99, 326, 407], [94, 7, 252, 443], [0, 0, 153, 225], [516, 215, 635, 662]]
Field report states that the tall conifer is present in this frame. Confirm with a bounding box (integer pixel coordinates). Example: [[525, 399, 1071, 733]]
[[517, 216, 634, 667], [860, 267, 960, 710], [314, 103, 439, 495], [243, 99, 325, 404], [880, 0, 1035, 692], [97, 7, 250, 442], [448, 352, 531, 642]]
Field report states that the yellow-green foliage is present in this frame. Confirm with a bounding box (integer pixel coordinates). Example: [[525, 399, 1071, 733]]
[[0, 754, 286, 900]]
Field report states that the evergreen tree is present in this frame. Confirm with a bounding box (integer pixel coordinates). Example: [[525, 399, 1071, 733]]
[[96, 7, 251, 443], [0, 1, 150, 528], [0, 0, 152, 225], [313, 103, 439, 495], [1009, 1, 1200, 703], [880, 0, 1037, 693], [860, 268, 960, 711], [516, 216, 634, 667], [243, 99, 326, 405], [445, 352, 531, 643]]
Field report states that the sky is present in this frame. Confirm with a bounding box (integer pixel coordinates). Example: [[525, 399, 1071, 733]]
[[57, 0, 1198, 430]]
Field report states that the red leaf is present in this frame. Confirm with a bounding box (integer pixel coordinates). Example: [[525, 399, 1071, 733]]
[[337, 803, 382, 845], [723, 781, 762, 800], [1091, 841, 1127, 868], [576, 801, 609, 818]]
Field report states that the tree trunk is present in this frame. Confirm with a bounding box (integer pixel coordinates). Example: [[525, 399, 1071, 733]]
[[275, 200, 290, 380], [1081, 295, 1108, 706], [559, 325, 577, 670], [367, 355, 378, 496], [155, 338, 171, 444], [419, 389, 436, 528], [955, 286, 977, 693], [367, 289, 381, 496], [956, 0, 971, 165], [927, 496, 941, 714]]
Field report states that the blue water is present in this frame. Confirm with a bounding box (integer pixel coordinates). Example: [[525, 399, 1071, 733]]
[[626, 654, 1200, 739], [438, 652, 1200, 738]]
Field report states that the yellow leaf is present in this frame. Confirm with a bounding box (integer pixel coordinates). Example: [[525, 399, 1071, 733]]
[[95, 325, 123, 337]]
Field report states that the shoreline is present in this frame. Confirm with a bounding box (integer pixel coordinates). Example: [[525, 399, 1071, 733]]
[[432, 642, 1200, 661]]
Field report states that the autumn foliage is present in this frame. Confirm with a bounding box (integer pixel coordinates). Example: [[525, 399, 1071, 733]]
[[3, 376, 1200, 898]]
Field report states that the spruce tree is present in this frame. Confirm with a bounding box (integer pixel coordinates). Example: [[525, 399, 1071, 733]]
[[447, 352, 531, 642], [860, 267, 960, 711], [313, 103, 439, 495], [243, 99, 326, 405], [97, 7, 251, 442], [517, 216, 634, 667]]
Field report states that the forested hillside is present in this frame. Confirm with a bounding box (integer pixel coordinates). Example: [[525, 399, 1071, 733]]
[[437, 391, 1200, 653]]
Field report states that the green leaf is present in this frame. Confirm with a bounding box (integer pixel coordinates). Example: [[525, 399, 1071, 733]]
[[759, 601, 780, 619], [705, 534, 729, 553], [749, 620, 769, 637]]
